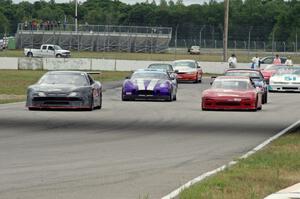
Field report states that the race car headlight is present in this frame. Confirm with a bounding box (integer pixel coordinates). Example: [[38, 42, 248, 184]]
[[37, 92, 46, 97], [69, 92, 79, 97]]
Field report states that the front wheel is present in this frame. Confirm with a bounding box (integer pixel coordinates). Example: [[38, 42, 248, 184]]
[[166, 92, 173, 102], [95, 93, 102, 109], [27, 52, 33, 57], [56, 54, 62, 58]]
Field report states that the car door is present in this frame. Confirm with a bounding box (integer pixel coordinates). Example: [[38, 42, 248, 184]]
[[47, 46, 55, 57], [39, 45, 47, 57]]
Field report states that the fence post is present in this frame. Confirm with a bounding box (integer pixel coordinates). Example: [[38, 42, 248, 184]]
[[174, 24, 178, 59], [272, 31, 275, 55], [296, 30, 298, 55], [247, 27, 252, 59]]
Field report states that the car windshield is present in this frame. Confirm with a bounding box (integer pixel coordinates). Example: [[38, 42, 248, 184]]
[[276, 69, 300, 75], [131, 72, 168, 80], [54, 45, 62, 50], [174, 61, 196, 68], [212, 80, 249, 90], [148, 64, 172, 71], [38, 73, 89, 86], [225, 71, 261, 78]]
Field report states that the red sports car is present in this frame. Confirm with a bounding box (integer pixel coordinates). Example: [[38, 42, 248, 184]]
[[202, 76, 263, 111], [261, 64, 288, 84], [173, 60, 203, 83]]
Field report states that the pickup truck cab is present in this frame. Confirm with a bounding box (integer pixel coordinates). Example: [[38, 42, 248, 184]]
[[24, 44, 71, 58]]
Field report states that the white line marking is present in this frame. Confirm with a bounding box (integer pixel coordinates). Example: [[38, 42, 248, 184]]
[[136, 79, 145, 90], [161, 120, 300, 199], [147, 79, 159, 91]]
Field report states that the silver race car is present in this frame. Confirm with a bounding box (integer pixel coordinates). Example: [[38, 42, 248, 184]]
[[26, 71, 102, 110], [269, 66, 300, 92]]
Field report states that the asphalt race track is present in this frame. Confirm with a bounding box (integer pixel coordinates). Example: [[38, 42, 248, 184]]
[[0, 78, 299, 199]]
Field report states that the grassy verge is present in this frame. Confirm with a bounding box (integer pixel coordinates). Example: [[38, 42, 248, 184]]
[[0, 70, 131, 104], [1, 49, 299, 63], [180, 127, 300, 199]]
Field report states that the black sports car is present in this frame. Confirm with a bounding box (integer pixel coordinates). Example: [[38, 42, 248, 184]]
[[26, 71, 102, 110]]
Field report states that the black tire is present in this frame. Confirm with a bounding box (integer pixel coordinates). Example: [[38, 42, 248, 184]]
[[27, 52, 33, 57], [173, 94, 177, 101], [56, 54, 62, 58], [95, 93, 102, 109], [264, 92, 268, 104], [199, 78, 202, 83], [121, 91, 129, 101], [88, 95, 94, 111], [166, 92, 173, 102], [194, 74, 199, 83]]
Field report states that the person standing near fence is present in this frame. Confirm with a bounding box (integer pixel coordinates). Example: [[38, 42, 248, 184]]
[[251, 54, 260, 69], [228, 54, 237, 68], [273, 54, 281, 65], [285, 56, 293, 66]]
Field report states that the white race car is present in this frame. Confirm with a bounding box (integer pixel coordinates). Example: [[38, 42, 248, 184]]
[[269, 66, 300, 92]]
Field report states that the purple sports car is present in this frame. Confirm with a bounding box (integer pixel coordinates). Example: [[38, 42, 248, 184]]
[[122, 69, 177, 101]]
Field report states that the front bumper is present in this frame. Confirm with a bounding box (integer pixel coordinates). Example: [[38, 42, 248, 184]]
[[123, 89, 171, 100], [269, 84, 300, 92], [27, 96, 90, 110], [176, 73, 197, 81], [202, 97, 257, 110]]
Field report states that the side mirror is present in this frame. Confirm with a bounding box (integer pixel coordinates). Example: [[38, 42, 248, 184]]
[[125, 76, 130, 79], [170, 77, 175, 80], [174, 70, 179, 73]]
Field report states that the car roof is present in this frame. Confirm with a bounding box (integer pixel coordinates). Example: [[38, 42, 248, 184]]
[[226, 69, 261, 73], [261, 56, 287, 59], [135, 69, 168, 74], [174, 59, 196, 63], [216, 76, 250, 81], [46, 71, 88, 75], [148, 63, 172, 66]]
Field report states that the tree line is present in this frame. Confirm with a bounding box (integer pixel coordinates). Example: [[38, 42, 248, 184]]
[[0, 0, 299, 43]]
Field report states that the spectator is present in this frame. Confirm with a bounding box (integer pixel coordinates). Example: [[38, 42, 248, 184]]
[[273, 54, 281, 65], [228, 54, 237, 68], [24, 20, 28, 30], [285, 56, 293, 66], [251, 54, 260, 69]]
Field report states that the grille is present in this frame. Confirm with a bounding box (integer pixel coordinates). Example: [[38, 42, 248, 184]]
[[216, 101, 240, 106], [33, 97, 80, 101], [137, 90, 154, 96]]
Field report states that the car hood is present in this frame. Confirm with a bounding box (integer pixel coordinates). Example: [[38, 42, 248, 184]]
[[125, 78, 169, 90], [29, 84, 87, 93], [203, 89, 254, 98], [270, 74, 300, 82], [173, 66, 196, 73]]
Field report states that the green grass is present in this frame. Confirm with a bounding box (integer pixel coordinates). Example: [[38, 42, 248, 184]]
[[0, 70, 131, 104], [180, 128, 300, 199], [1, 49, 300, 63]]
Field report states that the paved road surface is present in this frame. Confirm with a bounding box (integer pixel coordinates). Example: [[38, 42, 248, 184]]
[[0, 79, 299, 199]]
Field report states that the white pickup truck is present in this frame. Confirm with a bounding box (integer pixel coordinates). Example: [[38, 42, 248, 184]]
[[24, 44, 71, 58]]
